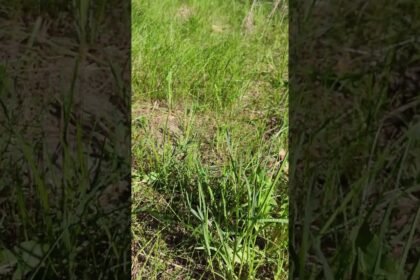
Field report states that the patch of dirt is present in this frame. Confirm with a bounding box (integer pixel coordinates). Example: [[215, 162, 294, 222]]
[[133, 101, 184, 147], [176, 5, 194, 22]]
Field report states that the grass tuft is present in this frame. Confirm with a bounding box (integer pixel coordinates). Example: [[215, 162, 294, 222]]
[[132, 0, 288, 279]]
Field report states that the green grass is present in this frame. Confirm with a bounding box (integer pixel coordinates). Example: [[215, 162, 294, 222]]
[[132, 0, 288, 279], [0, 1, 130, 278], [289, 0, 420, 278]]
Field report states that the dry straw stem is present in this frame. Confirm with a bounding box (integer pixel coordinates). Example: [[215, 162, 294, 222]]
[[269, 0, 282, 19], [242, 0, 256, 33]]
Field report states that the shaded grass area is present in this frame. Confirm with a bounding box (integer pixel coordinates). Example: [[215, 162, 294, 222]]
[[132, 0, 288, 279], [290, 0, 420, 279], [0, 1, 130, 278]]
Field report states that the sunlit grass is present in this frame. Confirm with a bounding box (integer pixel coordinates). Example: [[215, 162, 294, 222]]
[[132, 0, 288, 279]]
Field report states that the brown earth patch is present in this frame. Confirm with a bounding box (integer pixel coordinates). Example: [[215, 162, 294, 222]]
[[176, 5, 194, 22], [133, 101, 184, 147]]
